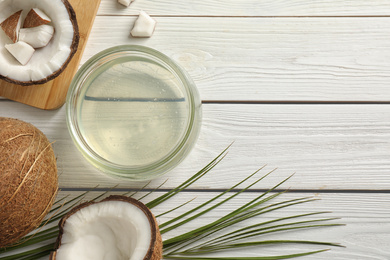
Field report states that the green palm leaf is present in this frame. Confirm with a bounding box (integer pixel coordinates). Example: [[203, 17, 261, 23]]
[[0, 145, 343, 259]]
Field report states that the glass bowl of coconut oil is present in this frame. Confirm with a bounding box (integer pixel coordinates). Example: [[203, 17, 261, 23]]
[[66, 45, 202, 181]]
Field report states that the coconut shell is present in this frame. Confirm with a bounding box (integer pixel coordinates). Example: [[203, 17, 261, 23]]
[[0, 0, 80, 86], [0, 10, 22, 43], [50, 195, 163, 260], [0, 117, 58, 247]]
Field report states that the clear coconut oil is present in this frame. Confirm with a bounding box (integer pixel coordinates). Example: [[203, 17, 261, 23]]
[[78, 56, 189, 168], [67, 45, 201, 180]]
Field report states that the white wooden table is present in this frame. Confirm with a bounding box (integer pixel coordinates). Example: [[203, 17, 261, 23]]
[[1, 0, 390, 259]]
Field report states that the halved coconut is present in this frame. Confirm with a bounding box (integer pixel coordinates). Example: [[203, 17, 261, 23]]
[[0, 0, 79, 86], [50, 195, 163, 260]]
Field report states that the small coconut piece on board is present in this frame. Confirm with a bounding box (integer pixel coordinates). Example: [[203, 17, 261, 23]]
[[131, 10, 156, 38], [118, 0, 134, 7], [19, 24, 54, 48], [23, 8, 51, 28], [0, 10, 22, 43], [50, 195, 163, 260], [5, 41, 35, 65]]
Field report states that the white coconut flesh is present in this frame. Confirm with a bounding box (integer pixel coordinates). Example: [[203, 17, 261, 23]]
[[55, 200, 153, 260], [5, 41, 34, 65], [0, 0, 75, 83], [131, 11, 156, 38], [19, 24, 55, 48]]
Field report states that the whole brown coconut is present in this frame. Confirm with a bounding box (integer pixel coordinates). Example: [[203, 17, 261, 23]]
[[0, 117, 58, 247]]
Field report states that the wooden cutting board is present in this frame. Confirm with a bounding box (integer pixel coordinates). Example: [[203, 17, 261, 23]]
[[0, 0, 101, 110]]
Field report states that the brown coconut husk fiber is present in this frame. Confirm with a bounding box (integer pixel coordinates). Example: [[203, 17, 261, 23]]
[[0, 117, 58, 247]]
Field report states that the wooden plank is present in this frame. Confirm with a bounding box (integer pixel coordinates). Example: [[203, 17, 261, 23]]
[[1, 100, 389, 190], [82, 16, 390, 102], [98, 0, 390, 16], [0, 0, 101, 110]]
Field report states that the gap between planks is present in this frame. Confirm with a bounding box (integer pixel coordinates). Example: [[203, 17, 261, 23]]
[[59, 187, 390, 194], [97, 14, 390, 18], [201, 100, 390, 105], [2, 99, 390, 105]]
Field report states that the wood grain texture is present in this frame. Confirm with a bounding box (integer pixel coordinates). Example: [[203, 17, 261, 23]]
[[0, 1, 389, 258], [81, 16, 390, 102], [1, 100, 388, 190], [0, 0, 101, 110], [98, 0, 390, 16]]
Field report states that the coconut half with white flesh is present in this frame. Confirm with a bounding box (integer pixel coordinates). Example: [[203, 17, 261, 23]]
[[0, 0, 79, 86], [50, 195, 163, 260]]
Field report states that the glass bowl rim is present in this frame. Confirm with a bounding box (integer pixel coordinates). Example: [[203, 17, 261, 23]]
[[65, 45, 202, 181]]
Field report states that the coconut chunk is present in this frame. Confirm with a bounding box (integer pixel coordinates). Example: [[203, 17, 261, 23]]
[[130, 10, 156, 38], [5, 41, 35, 65], [0, 10, 22, 43], [118, 0, 134, 7], [19, 24, 54, 48], [23, 8, 52, 28]]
